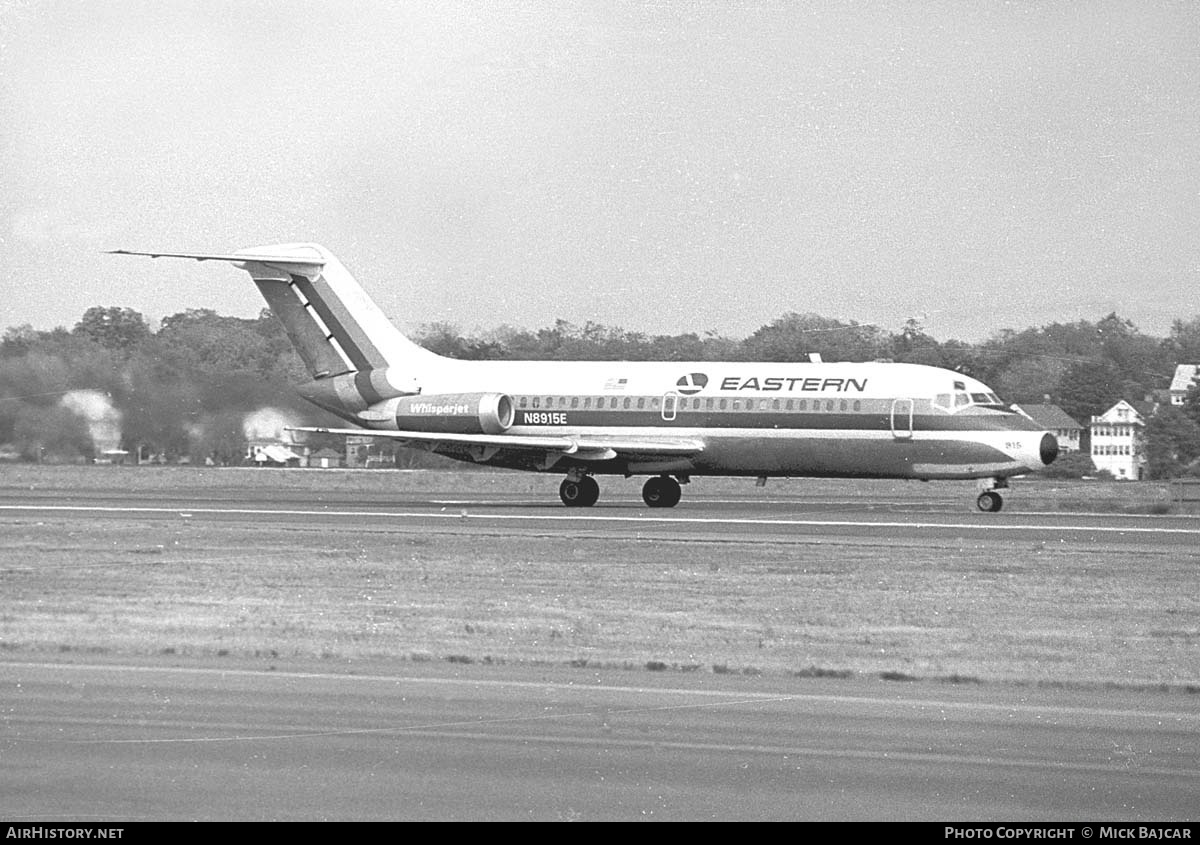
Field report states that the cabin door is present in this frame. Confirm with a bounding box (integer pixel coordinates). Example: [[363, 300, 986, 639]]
[[661, 392, 678, 422], [890, 398, 914, 440]]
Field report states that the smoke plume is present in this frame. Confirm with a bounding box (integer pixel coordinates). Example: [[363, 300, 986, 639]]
[[60, 390, 123, 453], [242, 407, 301, 444]]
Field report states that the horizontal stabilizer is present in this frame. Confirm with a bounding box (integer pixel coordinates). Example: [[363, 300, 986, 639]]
[[106, 248, 326, 268]]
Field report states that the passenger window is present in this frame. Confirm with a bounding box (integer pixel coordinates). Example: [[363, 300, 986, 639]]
[[719, 399, 727, 410], [532, 397, 540, 409], [623, 397, 631, 409], [519, 396, 528, 408], [637, 398, 645, 409]]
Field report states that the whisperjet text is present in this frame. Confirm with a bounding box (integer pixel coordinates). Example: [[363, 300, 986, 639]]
[[719, 376, 868, 392]]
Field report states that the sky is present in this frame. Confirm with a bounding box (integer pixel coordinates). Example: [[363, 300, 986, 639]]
[[2, 0, 1199, 343]]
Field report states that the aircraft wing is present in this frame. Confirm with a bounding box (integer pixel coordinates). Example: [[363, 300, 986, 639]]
[[289, 426, 704, 463]]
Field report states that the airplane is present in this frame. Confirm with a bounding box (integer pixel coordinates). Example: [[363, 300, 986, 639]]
[[111, 243, 1058, 511]]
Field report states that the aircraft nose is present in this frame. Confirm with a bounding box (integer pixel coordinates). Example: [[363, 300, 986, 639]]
[[1040, 432, 1059, 466]]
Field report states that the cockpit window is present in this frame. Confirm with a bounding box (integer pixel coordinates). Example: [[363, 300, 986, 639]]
[[934, 385, 1006, 413]]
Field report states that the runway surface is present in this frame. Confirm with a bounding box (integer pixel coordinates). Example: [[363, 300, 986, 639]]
[[3, 473, 1199, 820], [3, 659, 1199, 821], [3, 477, 1200, 548]]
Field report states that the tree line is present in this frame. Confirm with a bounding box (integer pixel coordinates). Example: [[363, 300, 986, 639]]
[[3, 305, 1200, 476]]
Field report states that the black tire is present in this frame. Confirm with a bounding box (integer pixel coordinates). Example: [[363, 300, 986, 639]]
[[560, 476, 599, 507], [642, 476, 682, 508], [976, 491, 1003, 513], [578, 476, 600, 507], [560, 479, 585, 507]]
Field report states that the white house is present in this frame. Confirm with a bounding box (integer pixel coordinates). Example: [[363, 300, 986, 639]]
[[1089, 400, 1146, 480], [1169, 364, 1198, 406]]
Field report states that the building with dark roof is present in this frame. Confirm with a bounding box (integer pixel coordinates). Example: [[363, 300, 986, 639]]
[[1013, 401, 1084, 454]]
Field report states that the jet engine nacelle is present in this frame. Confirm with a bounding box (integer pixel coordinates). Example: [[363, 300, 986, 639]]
[[390, 392, 515, 435]]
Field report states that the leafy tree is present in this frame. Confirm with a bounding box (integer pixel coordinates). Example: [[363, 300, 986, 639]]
[[889, 318, 946, 367], [73, 306, 152, 353], [1, 324, 40, 357], [1041, 450, 1098, 479], [12, 402, 93, 461], [415, 322, 507, 360], [1144, 405, 1200, 480], [1162, 316, 1200, 365], [741, 312, 884, 362], [1056, 360, 1123, 424], [989, 356, 1069, 407], [1181, 382, 1200, 430]]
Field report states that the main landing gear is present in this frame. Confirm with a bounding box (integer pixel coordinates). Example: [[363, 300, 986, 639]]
[[559, 475, 600, 507], [975, 477, 1009, 513], [557, 473, 684, 508], [641, 475, 682, 508]]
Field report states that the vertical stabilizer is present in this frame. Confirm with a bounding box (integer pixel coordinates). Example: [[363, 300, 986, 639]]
[[110, 243, 447, 416], [232, 243, 440, 380]]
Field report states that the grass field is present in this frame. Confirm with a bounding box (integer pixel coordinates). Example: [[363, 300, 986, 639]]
[[1, 465, 1198, 690]]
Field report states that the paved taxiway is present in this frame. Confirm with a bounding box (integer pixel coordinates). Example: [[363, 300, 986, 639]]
[[4, 659, 1199, 821]]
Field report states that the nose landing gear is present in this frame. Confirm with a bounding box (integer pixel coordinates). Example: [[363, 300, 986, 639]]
[[975, 477, 1009, 512], [976, 490, 1003, 512]]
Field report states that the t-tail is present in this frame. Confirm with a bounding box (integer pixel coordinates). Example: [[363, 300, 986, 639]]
[[110, 244, 443, 421]]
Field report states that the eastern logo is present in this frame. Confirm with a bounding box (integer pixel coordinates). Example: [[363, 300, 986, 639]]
[[676, 373, 709, 395]]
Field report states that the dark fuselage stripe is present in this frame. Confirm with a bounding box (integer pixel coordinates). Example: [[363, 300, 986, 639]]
[[511, 408, 1042, 433], [353, 370, 385, 407], [291, 274, 386, 371]]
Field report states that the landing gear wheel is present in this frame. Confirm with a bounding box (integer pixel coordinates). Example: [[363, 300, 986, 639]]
[[559, 476, 599, 507], [976, 491, 1003, 513], [642, 476, 682, 508]]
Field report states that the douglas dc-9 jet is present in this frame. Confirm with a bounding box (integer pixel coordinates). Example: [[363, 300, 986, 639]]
[[112, 244, 1057, 510]]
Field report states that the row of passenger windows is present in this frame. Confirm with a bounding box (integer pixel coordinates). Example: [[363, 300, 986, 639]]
[[1093, 445, 1132, 456], [516, 396, 864, 412]]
